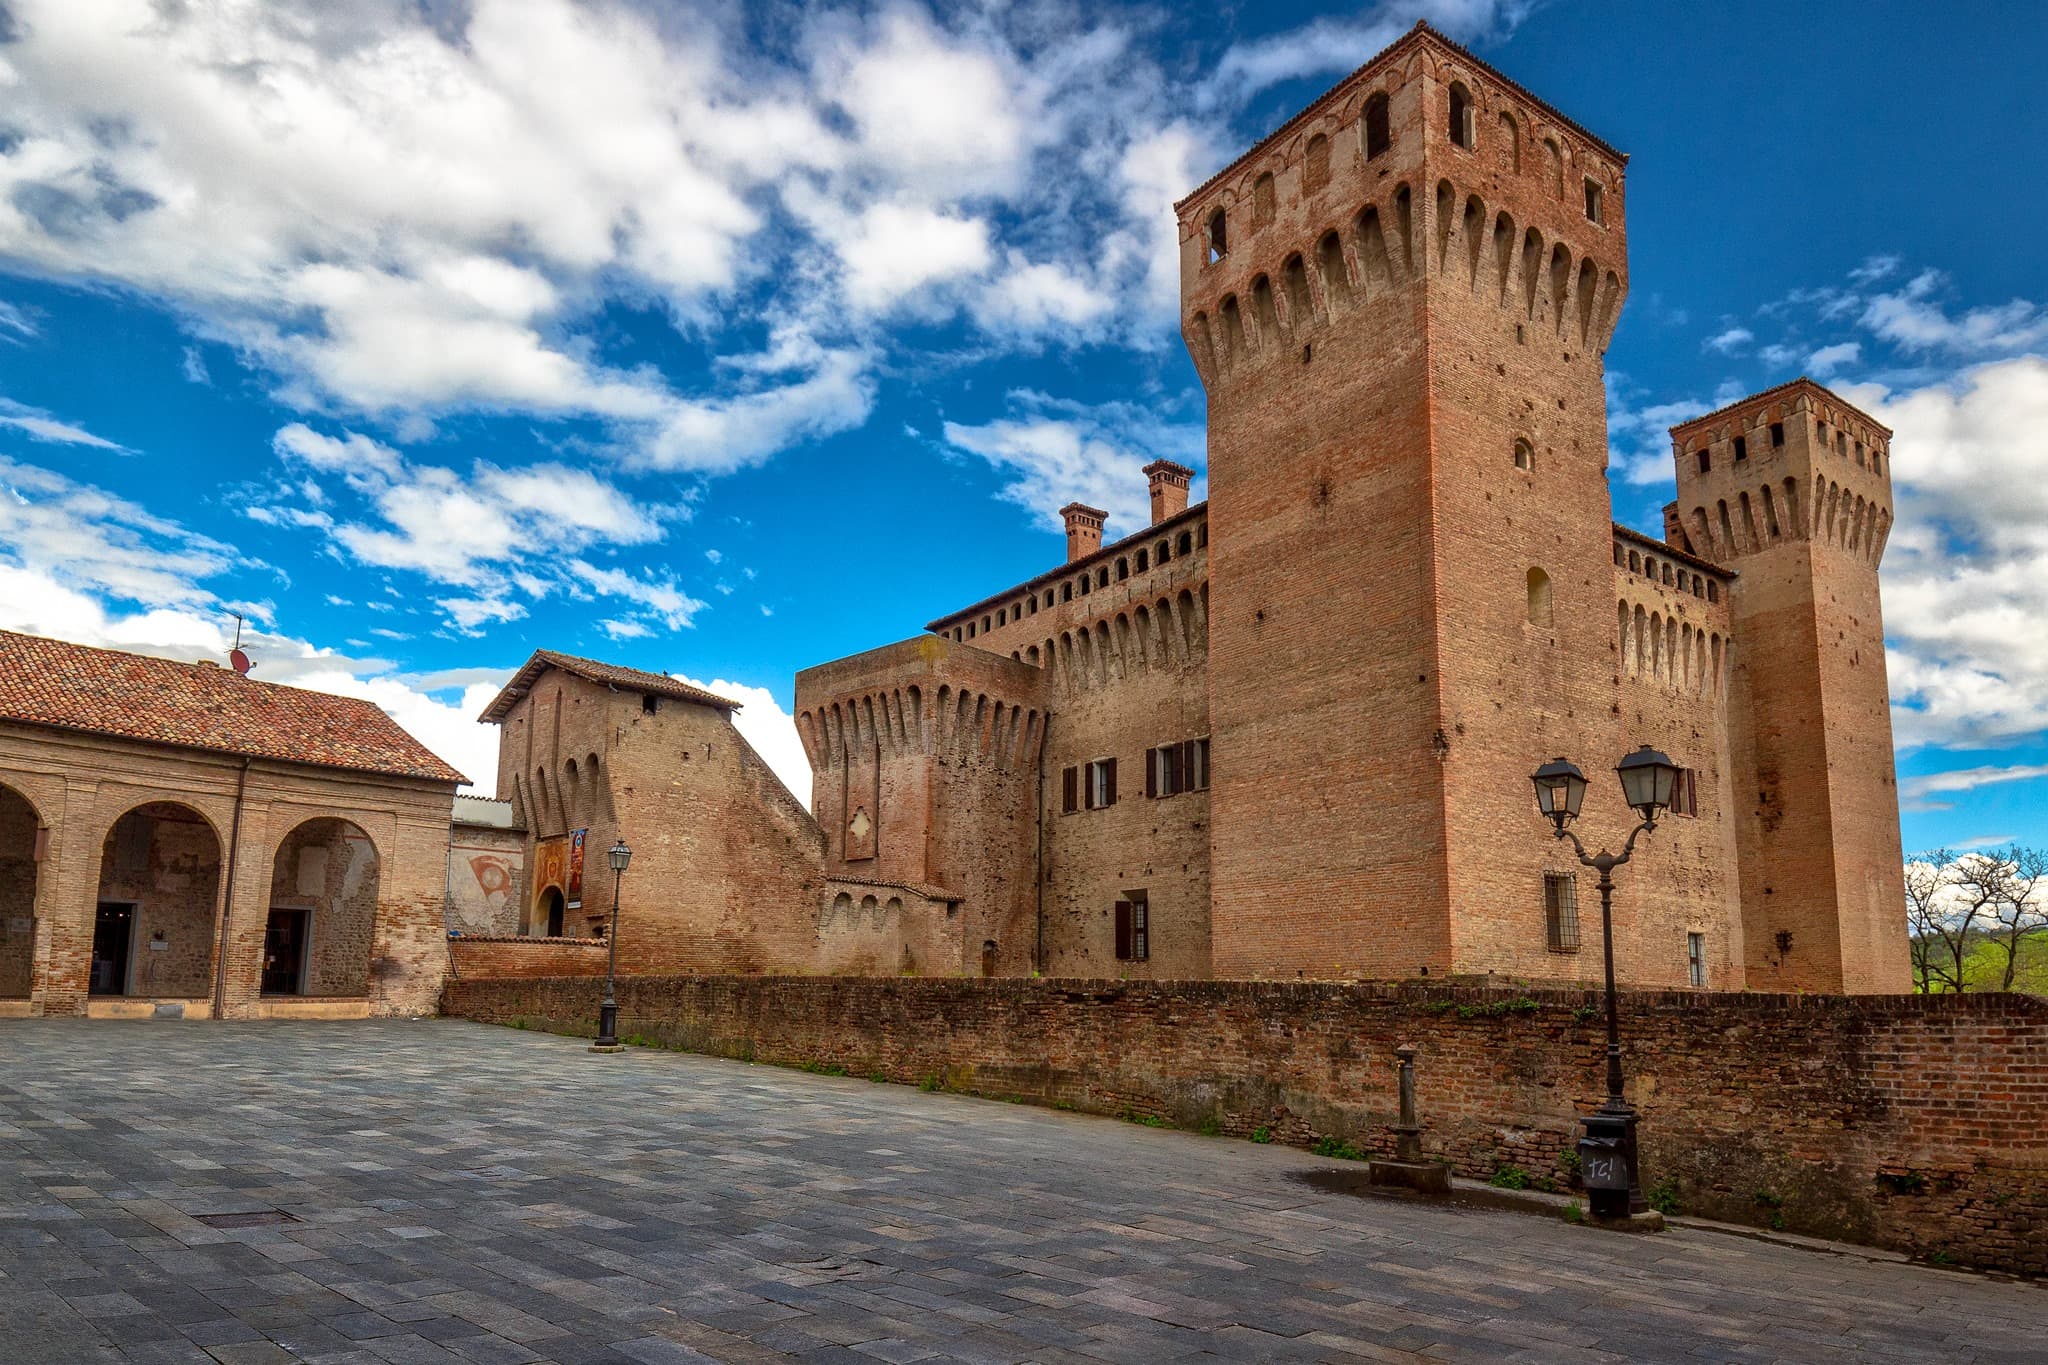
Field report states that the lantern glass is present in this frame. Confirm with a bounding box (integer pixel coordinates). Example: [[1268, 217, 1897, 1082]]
[[608, 839, 633, 874], [1615, 746, 1679, 818], [1530, 758, 1588, 825]]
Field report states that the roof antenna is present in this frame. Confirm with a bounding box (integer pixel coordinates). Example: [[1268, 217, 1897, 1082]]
[[229, 613, 254, 677]]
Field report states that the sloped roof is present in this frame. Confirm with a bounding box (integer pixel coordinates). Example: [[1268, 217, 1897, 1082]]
[[0, 630, 466, 784], [478, 649, 741, 724]]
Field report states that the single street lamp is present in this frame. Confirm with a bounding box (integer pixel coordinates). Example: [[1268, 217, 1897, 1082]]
[[594, 838, 632, 1051], [1529, 745, 1679, 1221]]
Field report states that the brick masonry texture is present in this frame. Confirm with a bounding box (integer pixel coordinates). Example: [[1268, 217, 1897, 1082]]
[[786, 23, 1908, 994], [446, 935, 609, 979], [446, 974, 2048, 1276]]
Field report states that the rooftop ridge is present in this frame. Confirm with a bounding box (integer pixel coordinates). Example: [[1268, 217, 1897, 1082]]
[[926, 499, 1209, 632], [479, 649, 742, 724], [1612, 522, 1735, 579], [1175, 20, 1625, 213], [1667, 377, 1893, 440]]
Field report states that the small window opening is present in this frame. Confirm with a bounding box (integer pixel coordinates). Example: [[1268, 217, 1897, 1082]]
[[1364, 92, 1391, 160], [1114, 891, 1149, 962], [1513, 438, 1534, 471], [1448, 82, 1474, 149], [1206, 207, 1228, 263], [1733, 436, 1748, 462], [1525, 566, 1553, 626], [1770, 422, 1785, 448], [1670, 767, 1699, 818], [1583, 178, 1604, 224], [1688, 932, 1707, 988], [1084, 757, 1117, 810], [1696, 449, 1711, 476], [1545, 873, 1580, 953], [641, 694, 660, 715]]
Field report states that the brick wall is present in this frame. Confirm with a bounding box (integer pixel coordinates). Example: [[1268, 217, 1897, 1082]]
[[444, 974, 2048, 1275], [446, 935, 608, 979]]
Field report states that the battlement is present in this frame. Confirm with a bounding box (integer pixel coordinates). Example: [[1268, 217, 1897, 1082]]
[[1670, 379, 1893, 569], [1176, 25, 1628, 391]]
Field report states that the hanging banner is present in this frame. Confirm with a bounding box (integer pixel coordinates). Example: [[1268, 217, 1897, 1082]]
[[566, 829, 587, 910], [534, 837, 567, 903]]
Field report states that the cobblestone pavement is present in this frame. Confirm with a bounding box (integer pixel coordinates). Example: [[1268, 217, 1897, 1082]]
[[1, 1021, 2040, 1364]]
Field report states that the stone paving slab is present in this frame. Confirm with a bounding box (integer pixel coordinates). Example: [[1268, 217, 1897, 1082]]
[[0, 1019, 2039, 1363]]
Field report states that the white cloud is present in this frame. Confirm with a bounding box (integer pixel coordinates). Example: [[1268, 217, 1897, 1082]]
[[676, 673, 812, 811], [1901, 763, 2048, 805], [943, 392, 1205, 537], [1703, 326, 1754, 355], [0, 301, 37, 339], [180, 345, 210, 385], [1858, 357, 2048, 750], [1807, 341, 1861, 376], [0, 456, 228, 606], [1849, 254, 1901, 286], [1861, 270, 2048, 357], [831, 201, 993, 314], [0, 396, 125, 449], [1200, 2, 1530, 107]]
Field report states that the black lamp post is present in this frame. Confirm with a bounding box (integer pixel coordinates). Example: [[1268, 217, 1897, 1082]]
[[1529, 746, 1679, 1221], [594, 839, 632, 1051]]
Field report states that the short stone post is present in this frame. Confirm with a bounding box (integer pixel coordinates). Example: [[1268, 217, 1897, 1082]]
[[1393, 1043, 1422, 1163], [1368, 1041, 1450, 1195]]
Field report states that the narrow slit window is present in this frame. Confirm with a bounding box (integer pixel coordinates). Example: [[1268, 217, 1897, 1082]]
[[1583, 178, 1604, 224]]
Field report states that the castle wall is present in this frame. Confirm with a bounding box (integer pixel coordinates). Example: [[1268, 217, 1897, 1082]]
[[496, 670, 825, 973], [1183, 66, 1450, 980], [1674, 388, 1908, 993]]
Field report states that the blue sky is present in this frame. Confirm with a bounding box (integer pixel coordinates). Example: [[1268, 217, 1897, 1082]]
[[1, 0, 2045, 857]]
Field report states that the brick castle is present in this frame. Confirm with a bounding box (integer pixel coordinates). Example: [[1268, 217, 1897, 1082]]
[[793, 23, 1909, 993]]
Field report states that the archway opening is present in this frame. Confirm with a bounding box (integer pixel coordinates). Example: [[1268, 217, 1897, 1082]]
[[533, 886, 567, 938], [0, 783, 39, 999], [265, 818, 380, 997], [93, 802, 221, 999]]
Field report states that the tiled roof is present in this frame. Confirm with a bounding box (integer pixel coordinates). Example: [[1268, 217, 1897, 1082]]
[[0, 630, 466, 784], [478, 649, 741, 723]]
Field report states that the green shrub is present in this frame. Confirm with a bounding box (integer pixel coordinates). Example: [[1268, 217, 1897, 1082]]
[[1250, 1126, 1273, 1144], [1312, 1135, 1367, 1161], [1490, 1164, 1531, 1190], [1646, 1176, 1681, 1216], [917, 1074, 941, 1092], [1197, 1116, 1222, 1137]]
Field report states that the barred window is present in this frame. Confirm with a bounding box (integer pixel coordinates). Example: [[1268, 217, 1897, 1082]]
[[1688, 932, 1707, 987], [1545, 873, 1580, 953]]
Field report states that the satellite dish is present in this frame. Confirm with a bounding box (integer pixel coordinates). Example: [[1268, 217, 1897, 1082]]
[[230, 648, 253, 676]]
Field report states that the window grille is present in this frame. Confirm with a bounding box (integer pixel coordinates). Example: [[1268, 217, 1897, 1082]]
[[1544, 872, 1580, 953]]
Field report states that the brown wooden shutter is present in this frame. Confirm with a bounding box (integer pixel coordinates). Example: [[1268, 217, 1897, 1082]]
[[1062, 765, 1078, 814], [1144, 747, 1158, 799], [1103, 757, 1117, 806], [1114, 900, 1132, 959]]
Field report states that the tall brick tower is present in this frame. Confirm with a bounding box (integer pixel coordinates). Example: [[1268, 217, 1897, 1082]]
[[1667, 383, 1909, 992], [1180, 24, 1631, 976]]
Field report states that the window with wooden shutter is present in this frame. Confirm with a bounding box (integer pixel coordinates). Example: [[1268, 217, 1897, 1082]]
[[1062, 765, 1078, 814], [1114, 900, 1132, 959], [1103, 757, 1116, 806], [1671, 768, 1699, 818], [1181, 737, 1209, 791], [1115, 892, 1149, 961]]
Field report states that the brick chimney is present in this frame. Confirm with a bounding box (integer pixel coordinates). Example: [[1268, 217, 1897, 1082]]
[[1143, 460, 1193, 525], [1059, 503, 1107, 562]]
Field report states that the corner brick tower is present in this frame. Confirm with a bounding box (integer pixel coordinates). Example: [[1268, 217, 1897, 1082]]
[[1181, 24, 1631, 976], [1667, 384, 1909, 992]]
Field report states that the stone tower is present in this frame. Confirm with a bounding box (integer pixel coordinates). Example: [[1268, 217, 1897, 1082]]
[[1179, 24, 1631, 977], [1667, 383, 1909, 992]]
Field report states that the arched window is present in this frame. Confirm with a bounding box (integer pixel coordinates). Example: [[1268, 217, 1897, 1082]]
[[1448, 82, 1474, 149], [1304, 133, 1330, 192], [1364, 92, 1391, 160], [1136, 549, 1149, 572], [1206, 206, 1228, 262], [1116, 557, 1129, 581], [1526, 567, 1553, 626], [1252, 172, 1275, 226], [1177, 532, 1193, 556], [1062, 583, 1072, 602], [1513, 438, 1534, 471], [1316, 231, 1350, 310], [1498, 111, 1520, 171]]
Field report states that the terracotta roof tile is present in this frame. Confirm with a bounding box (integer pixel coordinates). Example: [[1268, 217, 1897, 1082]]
[[0, 630, 466, 784], [478, 649, 741, 723]]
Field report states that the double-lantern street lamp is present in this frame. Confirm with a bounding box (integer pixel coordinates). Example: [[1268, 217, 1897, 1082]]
[[1530, 745, 1680, 1222], [593, 838, 633, 1052]]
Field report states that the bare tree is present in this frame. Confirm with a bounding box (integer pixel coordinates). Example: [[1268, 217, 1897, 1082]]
[[1906, 849, 1998, 993], [1979, 845, 2048, 993]]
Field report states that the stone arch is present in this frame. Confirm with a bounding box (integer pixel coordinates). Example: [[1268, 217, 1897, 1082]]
[[1498, 110, 1520, 171], [1633, 604, 1648, 676], [1250, 274, 1280, 345], [1219, 294, 1245, 362], [1575, 256, 1598, 344], [1616, 599, 1630, 667], [92, 800, 224, 1001], [1520, 226, 1543, 318], [0, 781, 43, 1000], [265, 817, 380, 998], [1303, 132, 1331, 192], [1281, 253, 1314, 327], [1357, 204, 1394, 295], [1547, 242, 1571, 331], [1491, 210, 1515, 303]]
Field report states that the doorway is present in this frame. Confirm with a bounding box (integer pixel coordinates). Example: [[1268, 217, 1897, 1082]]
[[538, 887, 565, 937], [91, 903, 135, 996], [262, 908, 309, 996]]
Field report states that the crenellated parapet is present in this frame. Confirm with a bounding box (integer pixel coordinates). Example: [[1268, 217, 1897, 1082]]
[[1175, 23, 1628, 390], [1612, 526, 1735, 698], [1669, 378, 1893, 570], [795, 637, 1048, 778]]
